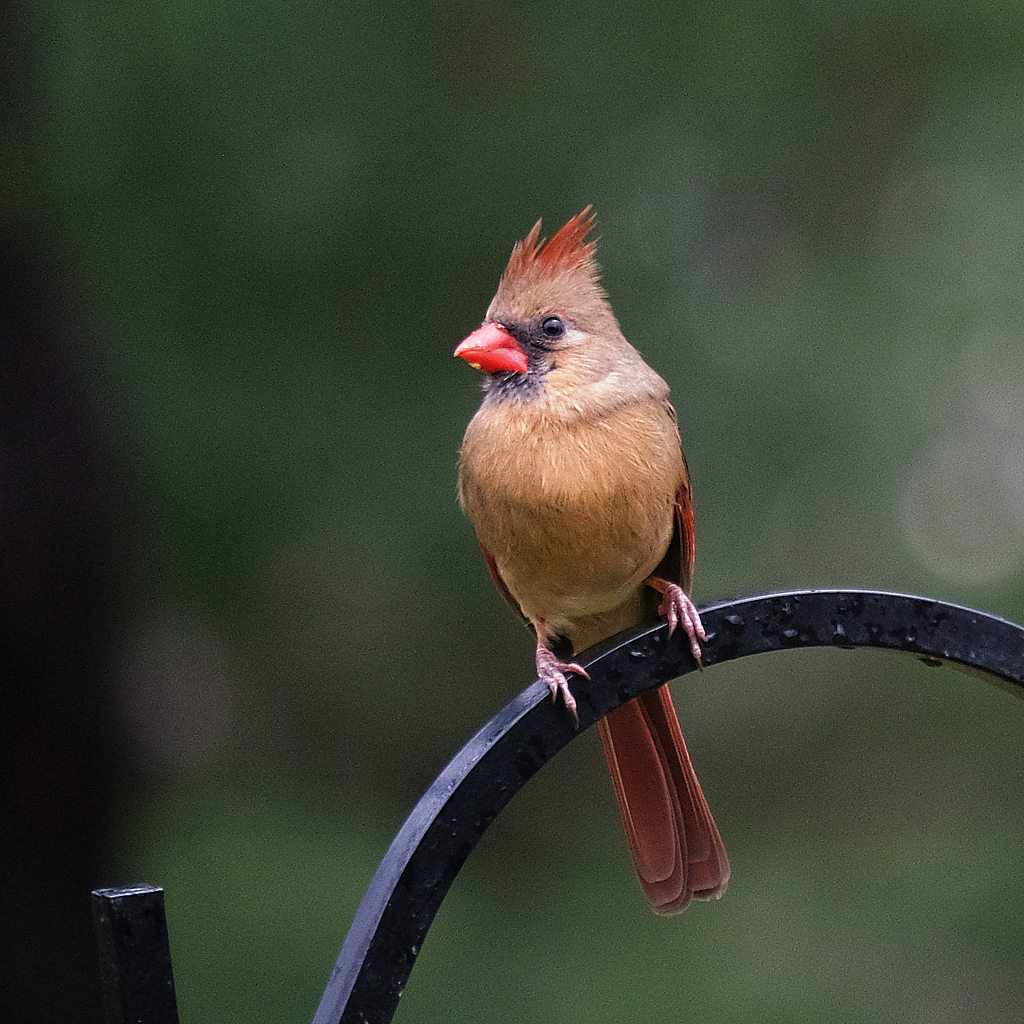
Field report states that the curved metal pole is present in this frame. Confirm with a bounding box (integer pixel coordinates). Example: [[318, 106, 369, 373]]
[[312, 589, 1024, 1024]]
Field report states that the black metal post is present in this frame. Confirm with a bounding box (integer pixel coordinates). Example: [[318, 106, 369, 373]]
[[92, 884, 180, 1024]]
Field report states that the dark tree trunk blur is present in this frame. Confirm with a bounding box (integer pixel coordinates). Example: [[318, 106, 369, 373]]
[[1, 5, 123, 1020]]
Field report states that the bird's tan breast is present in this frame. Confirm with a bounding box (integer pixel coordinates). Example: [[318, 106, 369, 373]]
[[458, 397, 683, 638]]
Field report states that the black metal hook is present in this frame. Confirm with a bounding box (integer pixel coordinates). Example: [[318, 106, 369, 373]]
[[311, 589, 1024, 1024]]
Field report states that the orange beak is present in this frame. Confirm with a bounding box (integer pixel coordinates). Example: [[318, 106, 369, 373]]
[[454, 322, 528, 375]]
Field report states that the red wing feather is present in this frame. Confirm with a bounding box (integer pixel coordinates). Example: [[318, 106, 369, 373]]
[[674, 457, 696, 594]]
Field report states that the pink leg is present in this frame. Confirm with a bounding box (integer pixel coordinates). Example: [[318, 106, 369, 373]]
[[531, 618, 590, 726], [646, 577, 707, 664]]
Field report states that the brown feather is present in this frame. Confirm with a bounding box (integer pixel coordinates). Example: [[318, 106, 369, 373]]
[[599, 685, 729, 913], [456, 208, 729, 913], [503, 206, 598, 282]]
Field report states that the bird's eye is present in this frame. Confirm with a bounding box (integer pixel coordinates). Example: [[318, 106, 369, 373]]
[[541, 316, 565, 338]]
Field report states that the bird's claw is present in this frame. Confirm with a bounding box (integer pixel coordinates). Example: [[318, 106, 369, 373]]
[[535, 646, 589, 727], [657, 582, 707, 665]]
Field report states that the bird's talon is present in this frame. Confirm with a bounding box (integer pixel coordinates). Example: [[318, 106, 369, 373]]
[[550, 681, 580, 726], [651, 580, 706, 665], [535, 645, 588, 726]]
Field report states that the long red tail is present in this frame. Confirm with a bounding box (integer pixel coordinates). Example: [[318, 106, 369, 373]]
[[598, 683, 729, 914]]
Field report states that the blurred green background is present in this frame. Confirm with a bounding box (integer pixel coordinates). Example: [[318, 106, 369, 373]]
[[5, 0, 1024, 1021]]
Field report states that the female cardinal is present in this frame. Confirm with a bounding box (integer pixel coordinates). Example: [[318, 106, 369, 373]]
[[454, 208, 729, 914]]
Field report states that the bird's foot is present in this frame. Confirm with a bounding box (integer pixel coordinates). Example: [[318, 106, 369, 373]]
[[646, 577, 707, 665], [533, 633, 589, 727]]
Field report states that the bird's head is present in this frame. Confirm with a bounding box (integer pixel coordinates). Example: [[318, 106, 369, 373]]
[[454, 208, 660, 409]]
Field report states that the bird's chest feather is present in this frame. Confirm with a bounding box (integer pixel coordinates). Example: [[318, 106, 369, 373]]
[[458, 401, 679, 618]]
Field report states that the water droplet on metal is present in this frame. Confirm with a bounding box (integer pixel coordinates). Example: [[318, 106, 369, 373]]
[[832, 622, 854, 649]]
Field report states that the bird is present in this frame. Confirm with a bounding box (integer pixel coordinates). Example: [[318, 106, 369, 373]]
[[453, 207, 729, 914]]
